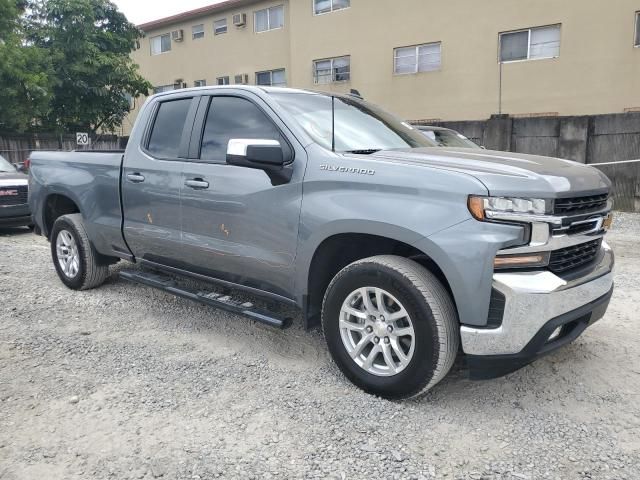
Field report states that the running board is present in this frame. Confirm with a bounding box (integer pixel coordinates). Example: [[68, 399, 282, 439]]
[[119, 270, 292, 329]]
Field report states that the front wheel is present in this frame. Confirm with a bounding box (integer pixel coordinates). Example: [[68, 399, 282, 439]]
[[50, 214, 110, 290], [322, 255, 459, 400]]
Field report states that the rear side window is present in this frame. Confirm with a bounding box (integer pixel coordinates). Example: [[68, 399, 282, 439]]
[[147, 99, 192, 158], [200, 96, 282, 161]]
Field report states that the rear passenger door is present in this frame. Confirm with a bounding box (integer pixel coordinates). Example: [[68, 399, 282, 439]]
[[177, 91, 306, 300], [122, 95, 198, 264]]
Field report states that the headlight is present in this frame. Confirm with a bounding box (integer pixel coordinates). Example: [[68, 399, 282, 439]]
[[468, 196, 551, 221]]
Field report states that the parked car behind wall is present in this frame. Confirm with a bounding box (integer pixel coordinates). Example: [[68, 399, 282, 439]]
[[416, 126, 481, 149], [0, 154, 31, 228]]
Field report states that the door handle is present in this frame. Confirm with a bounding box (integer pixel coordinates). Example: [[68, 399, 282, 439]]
[[127, 173, 145, 183], [185, 178, 210, 190]]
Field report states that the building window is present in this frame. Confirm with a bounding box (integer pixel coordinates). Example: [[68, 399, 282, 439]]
[[214, 18, 227, 35], [394, 42, 441, 74], [499, 24, 561, 62], [217, 76, 230, 85], [314, 0, 350, 15], [635, 12, 640, 47], [153, 84, 176, 94], [234, 74, 249, 84], [256, 69, 286, 86], [314, 56, 350, 84], [255, 5, 284, 32], [150, 34, 171, 55], [194, 80, 206, 87], [192, 24, 204, 40]]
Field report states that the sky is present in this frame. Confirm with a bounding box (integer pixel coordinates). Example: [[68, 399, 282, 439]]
[[112, 0, 226, 25]]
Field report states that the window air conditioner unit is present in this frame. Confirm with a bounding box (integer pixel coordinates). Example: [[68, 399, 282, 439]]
[[233, 13, 247, 27], [234, 74, 249, 85], [171, 29, 184, 41]]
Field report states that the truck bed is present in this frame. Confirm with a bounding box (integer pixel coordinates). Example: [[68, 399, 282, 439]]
[[29, 150, 129, 258]]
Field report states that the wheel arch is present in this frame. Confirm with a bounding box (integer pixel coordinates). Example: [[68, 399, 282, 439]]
[[300, 227, 458, 330], [43, 192, 82, 239]]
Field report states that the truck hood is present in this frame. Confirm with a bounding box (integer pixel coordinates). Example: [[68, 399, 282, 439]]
[[373, 147, 611, 198]]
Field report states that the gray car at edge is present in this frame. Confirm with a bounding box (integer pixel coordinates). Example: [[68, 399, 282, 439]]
[[28, 86, 614, 399]]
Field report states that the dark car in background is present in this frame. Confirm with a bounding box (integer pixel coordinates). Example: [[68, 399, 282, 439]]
[[416, 126, 481, 149], [0, 154, 31, 228]]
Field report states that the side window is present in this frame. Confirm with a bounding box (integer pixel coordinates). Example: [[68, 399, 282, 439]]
[[200, 96, 282, 161], [147, 98, 192, 158]]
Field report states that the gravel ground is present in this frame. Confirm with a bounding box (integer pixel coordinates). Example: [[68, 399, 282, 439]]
[[1, 214, 639, 480]]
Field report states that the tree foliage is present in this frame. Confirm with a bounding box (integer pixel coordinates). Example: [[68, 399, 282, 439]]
[[0, 0, 52, 132], [0, 0, 151, 133]]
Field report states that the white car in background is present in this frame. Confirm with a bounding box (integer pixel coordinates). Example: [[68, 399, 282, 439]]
[[416, 125, 481, 149]]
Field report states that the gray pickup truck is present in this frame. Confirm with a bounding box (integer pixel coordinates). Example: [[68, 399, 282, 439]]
[[29, 86, 614, 399]]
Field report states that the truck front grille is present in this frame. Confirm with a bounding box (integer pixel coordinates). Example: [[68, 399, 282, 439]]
[[554, 194, 608, 216], [549, 239, 602, 274], [0, 185, 28, 206]]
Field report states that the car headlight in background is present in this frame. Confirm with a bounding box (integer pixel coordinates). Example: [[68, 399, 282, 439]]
[[603, 212, 614, 231], [468, 196, 551, 221]]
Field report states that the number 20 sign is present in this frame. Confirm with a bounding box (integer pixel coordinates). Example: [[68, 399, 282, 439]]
[[76, 132, 90, 146]]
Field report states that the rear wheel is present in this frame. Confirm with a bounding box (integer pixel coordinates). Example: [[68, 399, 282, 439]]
[[50, 214, 110, 290], [322, 255, 459, 400]]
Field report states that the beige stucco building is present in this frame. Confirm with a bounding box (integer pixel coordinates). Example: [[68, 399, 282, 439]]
[[123, 0, 640, 134]]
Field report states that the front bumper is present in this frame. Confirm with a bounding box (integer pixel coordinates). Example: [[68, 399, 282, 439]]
[[461, 240, 614, 378], [0, 204, 31, 227]]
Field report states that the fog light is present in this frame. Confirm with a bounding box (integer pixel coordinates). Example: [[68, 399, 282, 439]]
[[548, 326, 563, 342]]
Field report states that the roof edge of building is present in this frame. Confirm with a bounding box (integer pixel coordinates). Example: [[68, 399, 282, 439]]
[[137, 0, 257, 32]]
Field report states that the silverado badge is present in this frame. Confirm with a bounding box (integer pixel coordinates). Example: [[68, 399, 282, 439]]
[[320, 165, 375, 175]]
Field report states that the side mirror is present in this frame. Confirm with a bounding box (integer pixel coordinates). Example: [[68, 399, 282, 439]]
[[226, 139, 293, 185]]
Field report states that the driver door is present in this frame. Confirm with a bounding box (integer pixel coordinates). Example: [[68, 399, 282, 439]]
[[176, 92, 305, 300]]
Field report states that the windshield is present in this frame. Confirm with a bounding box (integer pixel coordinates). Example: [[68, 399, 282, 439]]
[[270, 92, 437, 152], [419, 128, 480, 149], [0, 155, 16, 172]]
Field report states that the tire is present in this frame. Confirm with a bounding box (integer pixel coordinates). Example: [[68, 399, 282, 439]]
[[50, 214, 110, 290], [322, 255, 459, 400]]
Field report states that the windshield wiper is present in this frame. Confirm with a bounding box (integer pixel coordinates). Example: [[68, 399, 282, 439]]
[[344, 149, 381, 155]]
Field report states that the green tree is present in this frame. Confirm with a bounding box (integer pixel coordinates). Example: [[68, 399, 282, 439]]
[[28, 0, 151, 133], [0, 0, 51, 132]]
